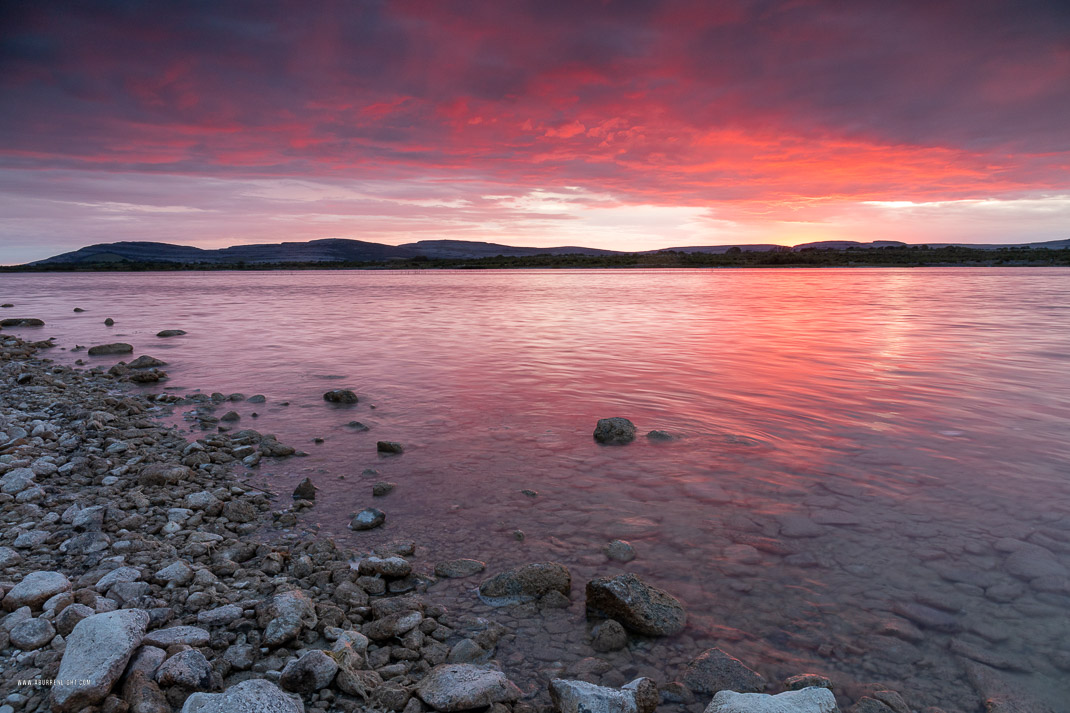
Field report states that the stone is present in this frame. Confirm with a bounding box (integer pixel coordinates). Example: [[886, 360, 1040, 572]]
[[279, 649, 339, 693], [447, 638, 488, 664], [138, 462, 192, 486], [260, 590, 318, 647], [292, 477, 316, 500], [1, 467, 35, 495], [3, 570, 71, 611], [156, 648, 214, 690], [197, 603, 243, 627], [603, 540, 636, 562], [585, 573, 686, 636], [593, 417, 636, 445], [0, 318, 44, 326], [143, 626, 210, 648], [363, 610, 423, 640], [180, 678, 304, 713], [128, 355, 167, 368], [478, 562, 571, 603], [683, 648, 767, 694], [51, 609, 149, 712], [415, 664, 522, 712], [350, 508, 386, 531], [548, 677, 658, 713], [591, 619, 628, 652], [122, 670, 170, 713], [94, 567, 141, 593], [220, 411, 241, 422], [890, 602, 959, 632], [784, 674, 833, 691], [359, 556, 412, 578], [849, 699, 896, 713], [157, 329, 186, 337], [105, 317, 115, 326], [223, 643, 255, 670], [55, 603, 94, 636], [126, 645, 167, 678], [88, 343, 134, 356], [154, 561, 194, 586], [323, 389, 358, 404], [373, 480, 396, 496], [9, 616, 55, 650], [0, 546, 22, 568], [646, 430, 675, 441], [435, 559, 486, 579], [704, 688, 839, 713], [377, 440, 404, 454], [1004, 544, 1069, 580], [223, 499, 256, 522]]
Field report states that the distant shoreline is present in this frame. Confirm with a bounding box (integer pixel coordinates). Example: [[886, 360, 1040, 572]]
[[4, 245, 1070, 272]]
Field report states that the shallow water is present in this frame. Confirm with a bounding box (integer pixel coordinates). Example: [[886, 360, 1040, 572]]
[[4, 267, 1070, 711]]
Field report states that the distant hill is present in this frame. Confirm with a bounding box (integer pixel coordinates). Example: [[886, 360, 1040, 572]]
[[26, 236, 1070, 266]]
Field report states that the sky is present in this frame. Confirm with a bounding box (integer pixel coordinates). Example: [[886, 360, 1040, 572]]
[[1, 0, 1069, 264]]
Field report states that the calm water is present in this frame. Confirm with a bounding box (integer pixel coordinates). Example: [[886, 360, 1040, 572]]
[[4, 268, 1070, 711]]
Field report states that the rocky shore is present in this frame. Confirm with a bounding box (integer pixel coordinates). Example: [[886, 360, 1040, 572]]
[[0, 329, 1022, 713]]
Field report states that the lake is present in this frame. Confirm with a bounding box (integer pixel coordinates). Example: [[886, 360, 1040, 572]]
[[4, 267, 1070, 711]]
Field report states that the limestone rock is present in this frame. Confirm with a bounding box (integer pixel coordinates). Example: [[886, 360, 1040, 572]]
[[180, 678, 304, 713], [51, 609, 150, 712], [478, 562, 571, 604], [585, 573, 686, 636], [549, 677, 658, 713], [594, 417, 636, 445], [704, 688, 840, 713], [415, 664, 522, 712]]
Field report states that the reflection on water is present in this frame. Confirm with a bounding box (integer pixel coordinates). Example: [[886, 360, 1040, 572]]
[[6, 268, 1070, 710]]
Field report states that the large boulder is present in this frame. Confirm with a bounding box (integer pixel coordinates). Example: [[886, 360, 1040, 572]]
[[181, 678, 304, 713], [585, 573, 686, 636], [549, 677, 658, 713], [435, 559, 486, 579], [683, 648, 767, 694], [415, 664, 522, 712], [704, 688, 839, 713], [88, 342, 134, 356], [259, 591, 318, 647], [479, 562, 571, 604], [3, 570, 71, 611], [594, 418, 637, 445], [50, 609, 150, 712]]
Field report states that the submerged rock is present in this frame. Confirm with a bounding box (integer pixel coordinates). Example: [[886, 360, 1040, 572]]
[[435, 559, 486, 579], [0, 318, 44, 327], [128, 354, 167, 368], [350, 508, 386, 531], [594, 417, 636, 445], [180, 678, 304, 713], [415, 664, 522, 712], [157, 329, 186, 337], [603, 539, 636, 562], [590, 619, 628, 652], [292, 477, 316, 500], [549, 677, 658, 713], [51, 609, 149, 712], [585, 573, 686, 636], [377, 440, 405, 454], [646, 429, 676, 441], [683, 648, 767, 695], [323, 389, 358, 404], [88, 342, 134, 356], [704, 688, 839, 713], [479, 562, 571, 604]]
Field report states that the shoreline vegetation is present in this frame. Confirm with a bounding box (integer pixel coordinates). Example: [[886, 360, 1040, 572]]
[[3, 245, 1070, 272], [0, 326, 1039, 712]]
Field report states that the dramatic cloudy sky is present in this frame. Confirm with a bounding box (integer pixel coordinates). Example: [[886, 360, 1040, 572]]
[[2, 0, 1069, 262]]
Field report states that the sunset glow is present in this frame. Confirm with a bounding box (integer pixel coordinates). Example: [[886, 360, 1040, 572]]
[[2, 1, 1069, 262]]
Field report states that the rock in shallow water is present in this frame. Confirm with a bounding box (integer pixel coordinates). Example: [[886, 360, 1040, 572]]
[[585, 572, 686, 636], [594, 417, 636, 445], [292, 477, 316, 500], [683, 648, 767, 695], [180, 678, 304, 713], [350, 507, 386, 531], [549, 677, 658, 713], [703, 688, 839, 713], [323, 389, 358, 404], [51, 609, 149, 712], [157, 329, 186, 337], [88, 342, 133, 356], [434, 559, 486, 579], [479, 562, 571, 604], [415, 664, 522, 712]]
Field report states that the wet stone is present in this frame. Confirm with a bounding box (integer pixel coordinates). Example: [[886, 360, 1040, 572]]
[[585, 573, 686, 636], [434, 559, 486, 579], [350, 508, 386, 531], [593, 417, 636, 445], [683, 648, 767, 695], [704, 688, 839, 713]]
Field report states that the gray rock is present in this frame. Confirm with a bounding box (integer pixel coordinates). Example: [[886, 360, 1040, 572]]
[[704, 688, 839, 713], [88, 342, 134, 355], [125, 644, 167, 678], [435, 559, 486, 579], [603, 540, 636, 562], [447, 638, 488, 664], [247, 394, 267, 403], [478, 562, 571, 604], [292, 477, 316, 500], [646, 430, 676, 441], [683, 648, 767, 694], [331, 629, 370, 670], [373, 480, 396, 496], [1004, 544, 1068, 580], [55, 603, 94, 636], [279, 650, 339, 693], [3, 570, 71, 611], [358, 555, 411, 578], [591, 619, 628, 652], [223, 643, 256, 670], [9, 616, 55, 650], [377, 440, 405, 454], [143, 625, 210, 648], [128, 355, 167, 368], [156, 648, 214, 690], [0, 317, 44, 326], [51, 609, 150, 712], [0, 546, 22, 568], [585, 573, 686, 636], [784, 674, 833, 691], [363, 610, 423, 640], [260, 591, 317, 647], [323, 389, 358, 404], [220, 410, 241, 422], [154, 561, 194, 586], [549, 677, 658, 713], [594, 417, 636, 445], [14, 530, 49, 549], [0, 467, 34, 495], [157, 329, 187, 337], [197, 603, 244, 627], [95, 566, 142, 592], [122, 670, 170, 713], [138, 462, 192, 486], [890, 602, 959, 632], [180, 678, 304, 713], [415, 664, 522, 712], [350, 508, 386, 531]]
